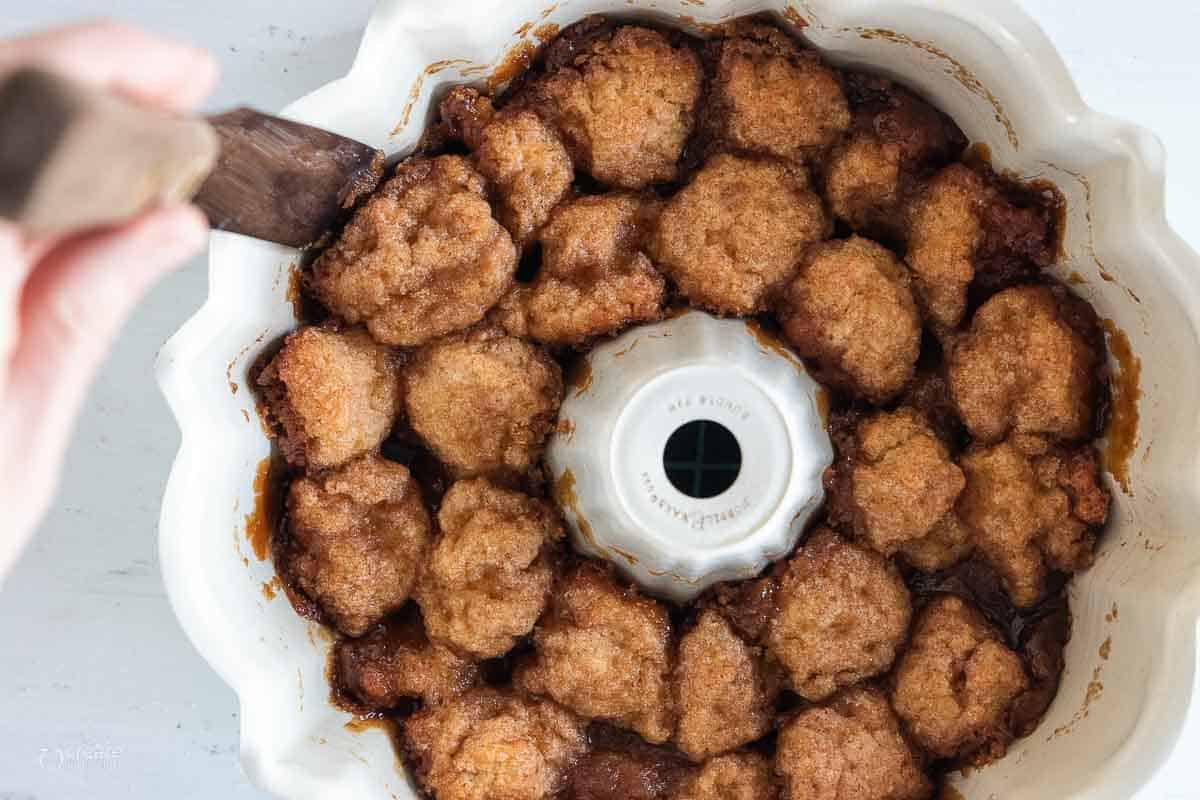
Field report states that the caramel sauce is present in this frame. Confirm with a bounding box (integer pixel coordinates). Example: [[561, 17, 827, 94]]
[[261, 576, 282, 601], [554, 468, 578, 507], [556, 417, 576, 443], [610, 545, 639, 566], [613, 339, 640, 358], [534, 23, 560, 42], [857, 28, 1018, 150], [488, 41, 539, 92], [745, 320, 793, 361], [1051, 660, 1106, 739], [286, 262, 304, 321], [233, 524, 249, 568], [964, 141, 991, 165], [782, 6, 809, 28], [567, 356, 594, 395], [815, 387, 831, 426], [245, 456, 284, 561], [675, 15, 725, 36], [1100, 319, 1141, 495], [394, 59, 475, 135], [939, 787, 966, 800], [554, 468, 597, 547], [1052, 192, 1069, 264], [255, 401, 275, 441], [745, 321, 824, 421], [963, 141, 1068, 266]]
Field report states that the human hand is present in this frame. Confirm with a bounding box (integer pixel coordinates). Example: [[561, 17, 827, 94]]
[[0, 21, 217, 578]]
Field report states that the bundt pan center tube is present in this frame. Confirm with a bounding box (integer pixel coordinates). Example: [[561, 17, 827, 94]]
[[548, 311, 832, 602], [156, 1, 1200, 799]]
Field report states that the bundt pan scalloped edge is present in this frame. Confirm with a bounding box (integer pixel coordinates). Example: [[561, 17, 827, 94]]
[[156, 0, 1200, 797]]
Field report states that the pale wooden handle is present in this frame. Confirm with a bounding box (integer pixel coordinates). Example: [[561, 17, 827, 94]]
[[0, 68, 219, 236]]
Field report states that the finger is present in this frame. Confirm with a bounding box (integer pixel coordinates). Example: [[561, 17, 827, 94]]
[[1, 204, 205, 576], [0, 224, 78, 367], [0, 20, 218, 111], [6, 204, 208, 460], [0, 227, 26, 377]]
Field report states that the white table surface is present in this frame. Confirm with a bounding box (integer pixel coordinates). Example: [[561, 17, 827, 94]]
[[0, 2, 1196, 798]]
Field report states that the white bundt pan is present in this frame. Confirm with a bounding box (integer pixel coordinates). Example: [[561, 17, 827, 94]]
[[156, 0, 1200, 797]]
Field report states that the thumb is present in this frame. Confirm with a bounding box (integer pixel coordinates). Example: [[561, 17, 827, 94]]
[[4, 203, 207, 510], [1, 204, 207, 576]]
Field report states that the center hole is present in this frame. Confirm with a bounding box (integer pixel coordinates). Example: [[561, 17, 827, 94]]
[[663, 419, 742, 499]]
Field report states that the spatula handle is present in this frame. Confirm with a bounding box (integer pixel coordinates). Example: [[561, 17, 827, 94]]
[[0, 68, 219, 236]]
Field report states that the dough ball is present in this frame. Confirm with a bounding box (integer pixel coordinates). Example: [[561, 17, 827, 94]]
[[779, 236, 921, 402], [517, 563, 675, 743], [959, 436, 1108, 607], [258, 326, 401, 471], [766, 530, 912, 700], [499, 193, 665, 345], [404, 687, 585, 800], [415, 478, 562, 658], [677, 752, 777, 800], [842, 407, 969, 570], [651, 153, 829, 315], [891, 595, 1028, 760], [285, 454, 431, 636], [903, 164, 985, 332], [707, 23, 850, 161], [312, 155, 516, 346], [825, 73, 965, 236], [949, 285, 1101, 444], [334, 610, 478, 709], [674, 610, 779, 760], [527, 25, 702, 189], [404, 329, 562, 477], [440, 87, 573, 245], [776, 686, 931, 800]]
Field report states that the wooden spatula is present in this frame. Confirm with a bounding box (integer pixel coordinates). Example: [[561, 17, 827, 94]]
[[0, 68, 384, 248]]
